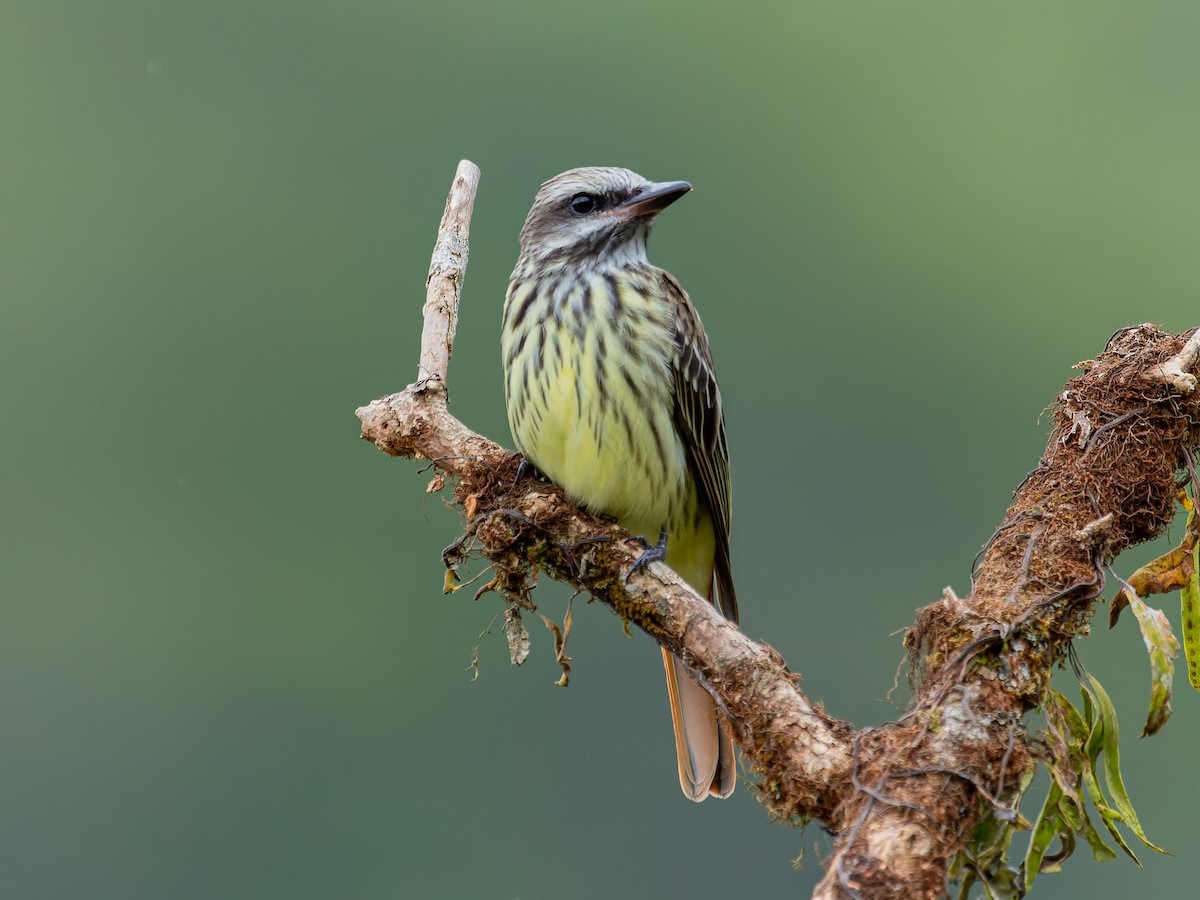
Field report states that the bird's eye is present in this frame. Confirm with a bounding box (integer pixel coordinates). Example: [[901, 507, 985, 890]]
[[568, 193, 597, 216]]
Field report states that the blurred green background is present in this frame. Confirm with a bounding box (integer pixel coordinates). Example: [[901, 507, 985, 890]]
[[3, 1, 1198, 896]]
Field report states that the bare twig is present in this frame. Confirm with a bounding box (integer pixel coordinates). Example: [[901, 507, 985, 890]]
[[417, 159, 480, 392]]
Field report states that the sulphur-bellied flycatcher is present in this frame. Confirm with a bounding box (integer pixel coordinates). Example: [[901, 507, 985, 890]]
[[501, 167, 738, 800]]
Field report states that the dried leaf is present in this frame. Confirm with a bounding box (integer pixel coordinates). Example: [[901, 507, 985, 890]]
[[537, 597, 573, 686], [1108, 590, 1130, 629], [1109, 491, 1193, 707], [1110, 543, 1191, 626], [1121, 586, 1179, 736], [1063, 405, 1094, 446], [426, 473, 445, 493], [1110, 496, 1198, 627], [1128, 543, 1194, 595], [503, 607, 530, 667]]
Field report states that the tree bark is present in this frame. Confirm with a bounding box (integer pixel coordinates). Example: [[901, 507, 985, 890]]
[[357, 161, 1200, 898]]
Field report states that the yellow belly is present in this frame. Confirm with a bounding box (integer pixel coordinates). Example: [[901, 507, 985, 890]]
[[503, 273, 716, 592]]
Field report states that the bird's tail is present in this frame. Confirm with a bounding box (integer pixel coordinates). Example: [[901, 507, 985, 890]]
[[662, 648, 736, 801]]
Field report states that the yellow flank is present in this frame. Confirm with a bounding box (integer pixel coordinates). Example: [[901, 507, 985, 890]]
[[503, 270, 716, 593]]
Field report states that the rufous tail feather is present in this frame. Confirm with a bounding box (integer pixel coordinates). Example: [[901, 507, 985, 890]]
[[661, 648, 735, 801]]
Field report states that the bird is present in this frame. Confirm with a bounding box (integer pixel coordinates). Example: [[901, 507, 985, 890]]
[[501, 166, 738, 800]]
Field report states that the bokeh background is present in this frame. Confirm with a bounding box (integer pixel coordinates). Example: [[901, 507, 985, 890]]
[[3, 1, 1198, 897]]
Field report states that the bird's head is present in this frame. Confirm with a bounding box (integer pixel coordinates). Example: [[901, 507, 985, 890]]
[[515, 167, 691, 273]]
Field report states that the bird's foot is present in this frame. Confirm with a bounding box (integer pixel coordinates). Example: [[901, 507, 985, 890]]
[[513, 454, 548, 488], [626, 529, 668, 584]]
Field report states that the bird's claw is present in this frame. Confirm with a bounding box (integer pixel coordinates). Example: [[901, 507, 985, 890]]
[[626, 529, 668, 584], [513, 455, 548, 488]]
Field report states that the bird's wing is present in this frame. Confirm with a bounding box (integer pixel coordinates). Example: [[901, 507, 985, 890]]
[[663, 272, 738, 624]]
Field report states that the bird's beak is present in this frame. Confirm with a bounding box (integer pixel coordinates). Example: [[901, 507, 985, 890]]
[[619, 180, 692, 218]]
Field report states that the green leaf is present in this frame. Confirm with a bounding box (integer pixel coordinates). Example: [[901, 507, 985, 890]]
[[1024, 781, 1069, 891], [1080, 752, 1140, 866], [949, 850, 973, 899], [1073, 804, 1119, 862], [1052, 688, 1091, 747], [976, 862, 1021, 898], [1042, 691, 1084, 806], [1049, 757, 1114, 863], [1084, 674, 1170, 856], [1042, 691, 1117, 862], [1075, 679, 1140, 864], [953, 771, 1032, 897], [1182, 529, 1200, 691]]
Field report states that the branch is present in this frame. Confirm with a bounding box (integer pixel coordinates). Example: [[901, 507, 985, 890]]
[[417, 160, 480, 393], [358, 163, 1200, 898]]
